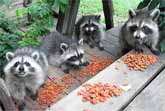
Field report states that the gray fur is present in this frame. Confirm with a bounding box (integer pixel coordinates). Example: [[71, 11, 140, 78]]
[[75, 15, 105, 50], [40, 31, 89, 73], [119, 8, 160, 56], [4, 47, 48, 110]]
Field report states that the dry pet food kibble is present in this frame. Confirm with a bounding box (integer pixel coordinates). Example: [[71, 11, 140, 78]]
[[121, 52, 158, 71], [37, 56, 112, 107], [78, 83, 122, 105], [37, 81, 64, 107]]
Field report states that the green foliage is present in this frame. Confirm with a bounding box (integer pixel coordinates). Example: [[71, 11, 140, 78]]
[[0, 33, 20, 76], [0, 0, 12, 7], [16, 0, 57, 47]]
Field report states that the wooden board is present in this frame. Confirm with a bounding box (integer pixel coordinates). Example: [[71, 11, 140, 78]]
[[124, 67, 165, 111], [106, 25, 122, 37], [47, 52, 165, 111]]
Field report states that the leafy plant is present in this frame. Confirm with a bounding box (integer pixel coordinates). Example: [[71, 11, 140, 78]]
[[16, 0, 68, 46], [0, 0, 12, 7], [0, 33, 20, 77]]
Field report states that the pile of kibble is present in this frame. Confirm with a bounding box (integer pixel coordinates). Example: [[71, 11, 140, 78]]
[[77, 83, 122, 105], [37, 56, 112, 107], [121, 52, 158, 71], [37, 81, 65, 107]]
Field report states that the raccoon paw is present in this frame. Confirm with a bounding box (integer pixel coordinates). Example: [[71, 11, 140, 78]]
[[135, 47, 144, 53], [152, 49, 160, 55], [30, 93, 38, 100], [63, 69, 70, 73], [98, 46, 104, 51], [89, 44, 94, 48], [82, 61, 89, 66], [18, 102, 26, 110]]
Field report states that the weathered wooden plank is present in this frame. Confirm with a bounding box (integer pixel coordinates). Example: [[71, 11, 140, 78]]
[[124, 67, 165, 111], [47, 51, 165, 111], [106, 25, 122, 37]]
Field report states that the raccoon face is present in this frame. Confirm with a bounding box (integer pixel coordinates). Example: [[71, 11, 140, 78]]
[[127, 8, 160, 42], [60, 39, 88, 66], [5, 51, 41, 77], [81, 15, 101, 37]]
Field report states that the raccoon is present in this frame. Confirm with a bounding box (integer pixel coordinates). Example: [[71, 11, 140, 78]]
[[4, 47, 48, 110], [40, 31, 89, 73], [75, 15, 105, 50], [119, 8, 160, 56]]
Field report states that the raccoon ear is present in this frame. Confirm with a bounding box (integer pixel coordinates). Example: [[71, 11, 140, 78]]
[[60, 43, 69, 52], [95, 15, 101, 20], [6, 52, 14, 61], [129, 9, 136, 18], [150, 9, 160, 21], [31, 51, 40, 61], [78, 38, 84, 45]]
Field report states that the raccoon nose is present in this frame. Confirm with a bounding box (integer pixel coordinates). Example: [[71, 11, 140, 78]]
[[19, 67, 24, 72], [81, 61, 89, 66], [135, 35, 140, 39]]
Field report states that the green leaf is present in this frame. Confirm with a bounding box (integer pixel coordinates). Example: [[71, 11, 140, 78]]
[[59, 0, 68, 5], [16, 8, 27, 17], [0, 0, 11, 6]]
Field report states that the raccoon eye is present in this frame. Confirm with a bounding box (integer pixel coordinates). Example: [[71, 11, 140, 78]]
[[14, 62, 20, 67], [79, 54, 83, 58], [68, 56, 77, 61], [130, 25, 137, 32], [24, 62, 30, 67], [142, 26, 153, 34]]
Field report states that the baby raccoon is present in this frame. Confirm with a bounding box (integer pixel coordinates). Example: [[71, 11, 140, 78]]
[[40, 31, 89, 73], [4, 47, 48, 110], [75, 15, 105, 50], [119, 8, 160, 55]]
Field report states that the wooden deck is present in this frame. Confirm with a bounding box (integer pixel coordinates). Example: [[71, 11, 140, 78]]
[[46, 26, 165, 111]]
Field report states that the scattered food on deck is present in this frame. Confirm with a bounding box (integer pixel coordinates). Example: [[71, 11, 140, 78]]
[[37, 56, 112, 109], [83, 109, 93, 111], [77, 83, 122, 105], [37, 81, 65, 108], [120, 81, 132, 91], [121, 52, 158, 71], [115, 63, 120, 70]]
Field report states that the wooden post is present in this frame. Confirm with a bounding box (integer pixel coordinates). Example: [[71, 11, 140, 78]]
[[102, 0, 114, 30], [56, 0, 80, 36], [23, 0, 32, 22], [56, 10, 65, 33], [0, 79, 17, 111]]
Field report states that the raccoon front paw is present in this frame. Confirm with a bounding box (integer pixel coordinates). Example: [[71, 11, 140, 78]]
[[151, 49, 160, 55], [18, 102, 26, 110], [135, 47, 144, 53], [30, 93, 38, 100], [63, 69, 70, 73], [82, 61, 89, 66], [98, 46, 104, 51], [89, 45, 94, 48]]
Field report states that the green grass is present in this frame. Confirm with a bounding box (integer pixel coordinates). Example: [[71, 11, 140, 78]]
[[79, 0, 140, 25]]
